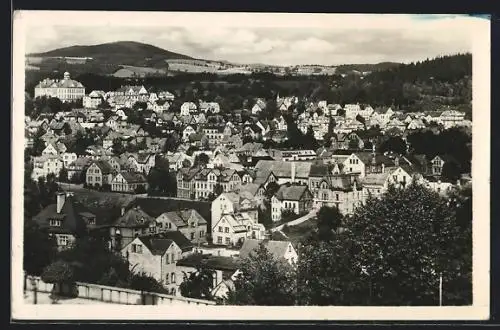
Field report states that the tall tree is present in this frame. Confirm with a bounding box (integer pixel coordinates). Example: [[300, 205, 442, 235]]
[[179, 267, 215, 300], [24, 220, 57, 276], [348, 183, 471, 305], [316, 205, 343, 241], [226, 243, 297, 305]]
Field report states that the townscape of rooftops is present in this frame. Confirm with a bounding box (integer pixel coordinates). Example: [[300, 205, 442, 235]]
[[23, 41, 473, 307]]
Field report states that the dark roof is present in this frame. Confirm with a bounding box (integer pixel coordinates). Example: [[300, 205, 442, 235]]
[[92, 160, 114, 174], [113, 206, 155, 228], [148, 231, 194, 252], [33, 194, 90, 235], [127, 198, 212, 226], [309, 163, 330, 177], [119, 171, 147, 183], [176, 254, 241, 271], [275, 185, 310, 201], [138, 237, 174, 255]]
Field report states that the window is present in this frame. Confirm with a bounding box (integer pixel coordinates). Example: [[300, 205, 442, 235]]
[[171, 273, 176, 284], [336, 193, 339, 201], [165, 254, 170, 264], [190, 232, 195, 240], [217, 237, 222, 244], [199, 231, 204, 238], [191, 222, 196, 228], [225, 227, 229, 233], [171, 253, 175, 263], [225, 237, 230, 244], [87, 217, 96, 225], [165, 275, 170, 284], [171, 288, 176, 295], [218, 226, 223, 232], [59, 235, 69, 246], [288, 245, 292, 253], [50, 219, 62, 227], [131, 244, 143, 254], [149, 226, 155, 233]]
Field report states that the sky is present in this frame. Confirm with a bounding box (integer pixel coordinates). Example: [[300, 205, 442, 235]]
[[19, 12, 482, 66]]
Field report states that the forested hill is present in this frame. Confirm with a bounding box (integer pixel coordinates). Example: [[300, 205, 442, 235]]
[[367, 53, 471, 83]]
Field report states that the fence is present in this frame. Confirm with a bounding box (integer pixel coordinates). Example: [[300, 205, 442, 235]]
[[25, 275, 215, 306]]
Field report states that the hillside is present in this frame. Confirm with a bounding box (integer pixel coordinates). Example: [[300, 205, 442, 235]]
[[28, 41, 193, 68], [335, 62, 401, 74]]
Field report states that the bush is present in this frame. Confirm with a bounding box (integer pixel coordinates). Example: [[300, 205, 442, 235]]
[[134, 185, 147, 194], [102, 184, 111, 192]]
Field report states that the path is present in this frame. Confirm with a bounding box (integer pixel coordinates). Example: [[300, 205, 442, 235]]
[[270, 207, 319, 233]]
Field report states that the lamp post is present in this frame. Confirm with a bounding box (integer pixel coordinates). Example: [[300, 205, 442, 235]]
[[30, 277, 38, 305]]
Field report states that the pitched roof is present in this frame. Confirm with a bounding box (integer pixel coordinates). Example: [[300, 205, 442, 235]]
[[118, 171, 147, 184], [33, 194, 90, 235], [254, 160, 312, 178], [148, 231, 194, 252], [275, 185, 309, 201], [176, 254, 241, 271], [92, 160, 114, 174], [239, 239, 292, 261], [113, 206, 155, 228], [138, 237, 174, 256], [160, 209, 207, 227]]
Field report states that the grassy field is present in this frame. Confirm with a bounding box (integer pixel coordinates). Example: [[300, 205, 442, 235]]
[[282, 217, 318, 244]]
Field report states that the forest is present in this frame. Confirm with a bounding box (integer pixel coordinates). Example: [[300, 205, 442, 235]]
[[25, 53, 472, 117]]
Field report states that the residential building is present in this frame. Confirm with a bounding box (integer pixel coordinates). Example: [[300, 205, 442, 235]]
[[110, 171, 148, 193], [34, 72, 85, 102], [121, 236, 183, 292], [212, 212, 265, 246], [180, 102, 198, 116], [271, 184, 314, 222], [31, 155, 63, 180], [239, 239, 298, 265], [85, 160, 115, 188], [109, 206, 158, 250], [155, 209, 208, 244], [363, 166, 413, 198], [32, 192, 93, 250], [211, 191, 259, 226]]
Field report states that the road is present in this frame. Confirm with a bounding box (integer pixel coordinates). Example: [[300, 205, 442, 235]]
[[270, 207, 319, 233]]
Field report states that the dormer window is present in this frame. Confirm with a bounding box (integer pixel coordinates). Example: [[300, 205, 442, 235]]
[[50, 219, 62, 227], [87, 217, 96, 225]]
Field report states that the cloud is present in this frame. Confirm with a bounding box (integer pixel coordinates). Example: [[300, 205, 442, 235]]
[[22, 13, 479, 65]]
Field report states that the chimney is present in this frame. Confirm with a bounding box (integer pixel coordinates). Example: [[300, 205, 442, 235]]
[[291, 161, 296, 183], [56, 192, 66, 214]]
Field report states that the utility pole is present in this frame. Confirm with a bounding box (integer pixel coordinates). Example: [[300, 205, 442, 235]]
[[439, 273, 443, 306]]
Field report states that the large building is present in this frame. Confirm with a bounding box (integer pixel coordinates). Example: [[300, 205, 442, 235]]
[[34, 72, 85, 102]]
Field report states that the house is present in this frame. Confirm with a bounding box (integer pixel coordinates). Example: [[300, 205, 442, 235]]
[[363, 166, 413, 198], [182, 125, 197, 142], [127, 153, 156, 174], [192, 168, 243, 200], [251, 99, 266, 114], [211, 191, 259, 225], [85, 160, 115, 188], [155, 209, 208, 244], [67, 157, 92, 181], [31, 155, 63, 180], [313, 174, 366, 215], [176, 167, 201, 199], [439, 110, 466, 129], [32, 192, 94, 250], [121, 236, 183, 292], [239, 239, 298, 265], [41, 142, 59, 156], [430, 155, 458, 176], [111, 171, 148, 193], [331, 132, 364, 150], [61, 152, 78, 168], [109, 205, 158, 250], [212, 212, 265, 246], [175, 254, 241, 297], [199, 102, 221, 114], [271, 184, 314, 222], [34, 72, 85, 102], [253, 160, 312, 186], [180, 102, 198, 116], [83, 90, 104, 109]]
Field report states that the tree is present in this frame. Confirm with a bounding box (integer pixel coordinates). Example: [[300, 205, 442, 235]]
[[24, 220, 57, 276], [31, 133, 46, 157], [348, 138, 360, 150], [134, 185, 147, 194], [194, 153, 210, 167], [355, 114, 366, 130], [58, 167, 68, 182], [379, 136, 407, 155], [112, 138, 124, 155], [316, 206, 343, 241], [265, 182, 280, 200], [179, 267, 215, 300], [297, 235, 366, 305], [304, 126, 319, 150], [226, 243, 297, 305], [441, 160, 461, 183], [41, 260, 77, 299], [63, 123, 72, 136], [348, 183, 471, 305], [128, 272, 168, 294]]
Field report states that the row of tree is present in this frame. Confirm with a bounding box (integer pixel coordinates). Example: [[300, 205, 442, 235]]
[[180, 184, 472, 306]]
